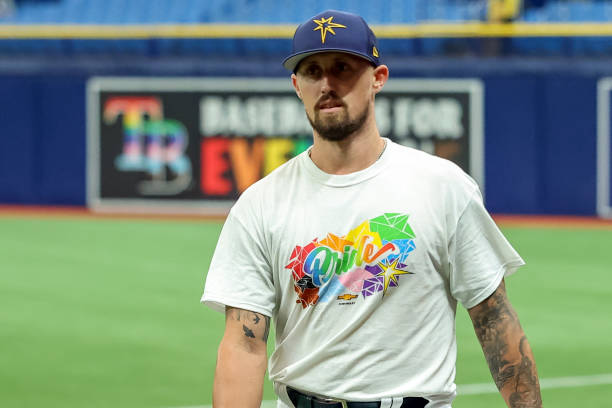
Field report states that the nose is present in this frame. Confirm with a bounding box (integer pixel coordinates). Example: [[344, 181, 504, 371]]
[[319, 70, 336, 95]]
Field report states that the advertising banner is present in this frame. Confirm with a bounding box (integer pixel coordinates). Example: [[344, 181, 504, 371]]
[[87, 77, 483, 215], [597, 78, 612, 218]]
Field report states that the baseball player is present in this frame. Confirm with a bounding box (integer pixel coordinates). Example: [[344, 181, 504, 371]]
[[202, 9, 542, 408]]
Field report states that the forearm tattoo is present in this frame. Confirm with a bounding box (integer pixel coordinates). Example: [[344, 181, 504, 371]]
[[226, 307, 270, 342], [508, 337, 542, 408], [470, 284, 542, 407]]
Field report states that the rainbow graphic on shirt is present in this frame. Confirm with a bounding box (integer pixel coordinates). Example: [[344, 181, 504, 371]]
[[285, 213, 416, 308]]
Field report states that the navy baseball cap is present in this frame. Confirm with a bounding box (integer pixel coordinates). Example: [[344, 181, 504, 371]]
[[283, 10, 380, 72]]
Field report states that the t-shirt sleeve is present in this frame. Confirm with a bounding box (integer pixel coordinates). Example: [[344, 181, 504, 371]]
[[201, 207, 275, 317], [448, 189, 525, 309]]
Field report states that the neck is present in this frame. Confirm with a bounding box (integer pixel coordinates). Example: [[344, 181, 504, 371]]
[[309, 115, 385, 175]]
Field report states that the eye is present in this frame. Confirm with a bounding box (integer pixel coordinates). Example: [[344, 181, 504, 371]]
[[337, 62, 349, 71], [333, 61, 353, 76], [302, 64, 321, 78]]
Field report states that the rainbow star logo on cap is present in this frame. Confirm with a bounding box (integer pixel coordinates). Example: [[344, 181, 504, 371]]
[[313, 16, 347, 44]]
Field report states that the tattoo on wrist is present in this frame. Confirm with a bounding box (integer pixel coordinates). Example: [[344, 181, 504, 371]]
[[507, 337, 542, 407]]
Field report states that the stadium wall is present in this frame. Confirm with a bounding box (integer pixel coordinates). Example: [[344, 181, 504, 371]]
[[0, 54, 610, 216]]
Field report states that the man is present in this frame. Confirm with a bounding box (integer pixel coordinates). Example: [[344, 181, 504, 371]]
[[202, 10, 542, 408]]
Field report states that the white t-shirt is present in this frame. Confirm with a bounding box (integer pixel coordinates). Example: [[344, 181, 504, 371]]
[[202, 139, 524, 407]]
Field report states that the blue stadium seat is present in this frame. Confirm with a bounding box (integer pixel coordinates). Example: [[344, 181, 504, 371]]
[[567, 2, 596, 22], [62, 0, 84, 23], [0, 0, 492, 25], [84, 0, 108, 24], [522, 7, 549, 22], [396, 0, 417, 24], [1, 0, 611, 58], [545, 2, 572, 21]]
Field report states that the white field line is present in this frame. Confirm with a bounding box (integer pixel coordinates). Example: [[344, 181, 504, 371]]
[[178, 373, 612, 408]]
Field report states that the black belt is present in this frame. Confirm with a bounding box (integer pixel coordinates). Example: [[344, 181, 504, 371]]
[[287, 386, 429, 408]]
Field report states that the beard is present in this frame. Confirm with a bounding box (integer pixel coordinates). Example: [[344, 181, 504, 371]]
[[306, 100, 370, 142]]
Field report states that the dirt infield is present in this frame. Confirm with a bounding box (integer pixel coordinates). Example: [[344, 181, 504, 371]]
[[0, 205, 226, 222], [492, 214, 612, 229], [1, 205, 612, 229]]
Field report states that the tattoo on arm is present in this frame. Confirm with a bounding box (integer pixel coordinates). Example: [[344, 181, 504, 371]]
[[242, 325, 255, 338], [469, 282, 542, 407], [508, 336, 542, 407], [226, 307, 271, 342], [471, 285, 516, 389]]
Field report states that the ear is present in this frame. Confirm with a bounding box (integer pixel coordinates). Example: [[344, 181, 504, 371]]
[[372, 65, 389, 95], [291, 73, 303, 100]]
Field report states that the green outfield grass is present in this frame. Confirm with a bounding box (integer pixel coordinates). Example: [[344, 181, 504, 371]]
[[1, 216, 611, 407]]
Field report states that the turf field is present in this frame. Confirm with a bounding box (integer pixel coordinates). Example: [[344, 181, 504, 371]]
[[1, 213, 611, 407]]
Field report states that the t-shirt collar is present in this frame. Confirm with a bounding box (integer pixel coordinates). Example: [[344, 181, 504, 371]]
[[301, 138, 392, 187]]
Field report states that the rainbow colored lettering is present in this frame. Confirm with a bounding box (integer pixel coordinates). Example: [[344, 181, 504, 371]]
[[285, 213, 416, 308]]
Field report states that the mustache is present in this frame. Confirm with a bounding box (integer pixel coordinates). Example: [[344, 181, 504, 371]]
[[315, 93, 345, 109]]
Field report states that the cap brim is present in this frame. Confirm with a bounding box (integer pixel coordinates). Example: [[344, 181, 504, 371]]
[[282, 49, 377, 72]]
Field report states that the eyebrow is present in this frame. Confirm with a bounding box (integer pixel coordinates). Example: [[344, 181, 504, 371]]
[[302, 57, 354, 67]]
